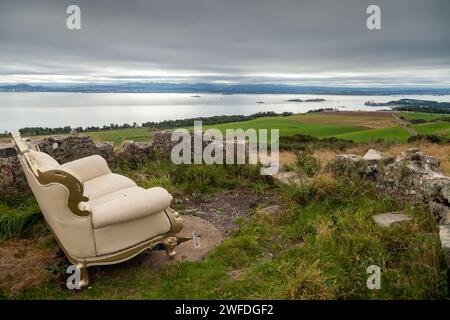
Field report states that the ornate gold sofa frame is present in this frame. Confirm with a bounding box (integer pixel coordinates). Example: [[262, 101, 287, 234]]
[[12, 132, 183, 288]]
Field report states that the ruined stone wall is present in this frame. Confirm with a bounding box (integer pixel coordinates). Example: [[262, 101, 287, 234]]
[[35, 135, 116, 166], [0, 134, 116, 198], [0, 144, 29, 197], [117, 130, 251, 165], [336, 148, 450, 225], [0, 130, 251, 198]]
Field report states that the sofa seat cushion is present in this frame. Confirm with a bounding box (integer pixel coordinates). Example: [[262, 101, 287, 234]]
[[93, 210, 172, 256], [84, 173, 136, 200], [90, 186, 173, 229]]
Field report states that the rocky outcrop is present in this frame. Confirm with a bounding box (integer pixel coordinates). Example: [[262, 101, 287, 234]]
[[335, 148, 450, 225]]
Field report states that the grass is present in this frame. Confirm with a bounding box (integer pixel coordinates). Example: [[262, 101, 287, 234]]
[[0, 127, 155, 147], [335, 126, 412, 143], [398, 112, 450, 122], [91, 114, 450, 144], [0, 196, 44, 240], [412, 121, 450, 137], [2, 112, 450, 297], [0, 158, 447, 299], [2, 111, 450, 152], [289, 112, 401, 129], [206, 117, 367, 139], [85, 127, 154, 147], [6, 112, 450, 147]]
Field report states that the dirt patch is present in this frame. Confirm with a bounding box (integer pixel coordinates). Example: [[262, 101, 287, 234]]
[[181, 188, 278, 236], [140, 215, 223, 273], [314, 149, 339, 168], [289, 111, 402, 129], [0, 239, 56, 293], [279, 151, 297, 167]]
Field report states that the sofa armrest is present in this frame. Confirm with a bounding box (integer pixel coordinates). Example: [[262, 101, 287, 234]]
[[62, 155, 111, 182], [91, 187, 173, 228]]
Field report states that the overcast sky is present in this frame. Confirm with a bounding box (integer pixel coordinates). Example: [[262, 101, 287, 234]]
[[0, 0, 449, 86]]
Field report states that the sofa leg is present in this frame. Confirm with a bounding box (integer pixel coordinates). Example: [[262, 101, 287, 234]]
[[163, 236, 178, 258], [76, 263, 90, 288]]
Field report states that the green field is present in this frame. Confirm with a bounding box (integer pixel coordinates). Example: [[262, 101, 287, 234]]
[[26, 112, 449, 147], [206, 117, 412, 143], [412, 121, 450, 136], [206, 118, 367, 139], [85, 127, 154, 146], [398, 112, 450, 121], [335, 126, 412, 143], [81, 118, 411, 145]]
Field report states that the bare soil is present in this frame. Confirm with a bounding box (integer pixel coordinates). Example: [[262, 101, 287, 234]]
[[181, 188, 278, 236], [0, 238, 57, 293]]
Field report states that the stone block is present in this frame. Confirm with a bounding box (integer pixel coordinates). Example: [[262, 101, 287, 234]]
[[373, 212, 413, 227]]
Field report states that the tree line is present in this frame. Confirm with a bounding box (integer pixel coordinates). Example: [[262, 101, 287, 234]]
[[0, 111, 293, 138]]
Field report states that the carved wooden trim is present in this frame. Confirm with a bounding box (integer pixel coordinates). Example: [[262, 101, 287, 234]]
[[12, 132, 91, 217]]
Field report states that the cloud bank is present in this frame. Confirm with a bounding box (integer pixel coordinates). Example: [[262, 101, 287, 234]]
[[0, 0, 449, 86]]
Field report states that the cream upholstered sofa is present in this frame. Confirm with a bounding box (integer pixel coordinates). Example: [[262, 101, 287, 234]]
[[12, 133, 183, 288]]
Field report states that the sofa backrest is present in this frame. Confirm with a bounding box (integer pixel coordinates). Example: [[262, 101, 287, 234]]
[[12, 133, 96, 258], [29, 149, 61, 171]]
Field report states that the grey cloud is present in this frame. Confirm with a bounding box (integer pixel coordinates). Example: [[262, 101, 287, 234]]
[[0, 0, 449, 85]]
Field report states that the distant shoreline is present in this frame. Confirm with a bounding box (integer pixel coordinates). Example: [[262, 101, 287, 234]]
[[1, 83, 450, 96]]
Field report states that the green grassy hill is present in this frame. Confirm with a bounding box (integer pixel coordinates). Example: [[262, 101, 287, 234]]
[[86, 127, 154, 146], [412, 121, 450, 137], [335, 126, 412, 143], [398, 112, 450, 121], [205, 118, 367, 139]]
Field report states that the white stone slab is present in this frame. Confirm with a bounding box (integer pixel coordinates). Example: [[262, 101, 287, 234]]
[[363, 149, 382, 161], [439, 225, 450, 267], [373, 212, 413, 227]]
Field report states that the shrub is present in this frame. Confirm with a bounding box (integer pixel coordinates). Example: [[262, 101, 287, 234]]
[[279, 134, 353, 151], [407, 134, 446, 144], [325, 158, 366, 181], [294, 148, 321, 178], [409, 119, 427, 124]]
